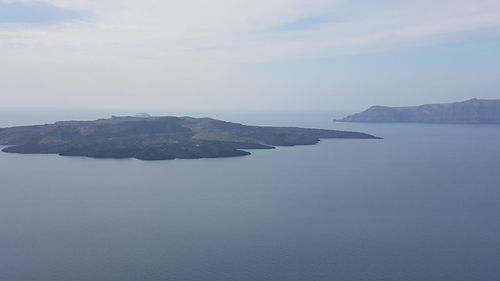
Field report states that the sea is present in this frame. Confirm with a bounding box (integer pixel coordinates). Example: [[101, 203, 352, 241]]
[[1, 108, 499, 281]]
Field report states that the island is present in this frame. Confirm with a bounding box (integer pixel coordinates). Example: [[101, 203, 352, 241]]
[[0, 116, 379, 160], [339, 98, 500, 124]]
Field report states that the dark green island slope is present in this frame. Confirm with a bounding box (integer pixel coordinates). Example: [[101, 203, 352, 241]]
[[339, 98, 500, 124], [0, 116, 379, 160]]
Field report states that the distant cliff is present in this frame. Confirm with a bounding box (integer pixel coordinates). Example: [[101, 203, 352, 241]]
[[339, 99, 500, 124]]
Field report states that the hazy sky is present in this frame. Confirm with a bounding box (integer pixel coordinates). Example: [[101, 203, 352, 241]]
[[1, 0, 500, 111]]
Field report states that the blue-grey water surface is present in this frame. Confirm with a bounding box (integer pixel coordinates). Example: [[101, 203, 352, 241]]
[[1, 110, 499, 281]]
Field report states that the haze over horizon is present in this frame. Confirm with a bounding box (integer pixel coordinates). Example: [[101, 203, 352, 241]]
[[1, 0, 500, 111]]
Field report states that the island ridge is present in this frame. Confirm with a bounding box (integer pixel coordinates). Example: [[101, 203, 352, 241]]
[[0, 115, 379, 160]]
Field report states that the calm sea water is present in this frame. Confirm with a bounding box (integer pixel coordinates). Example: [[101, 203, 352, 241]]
[[1, 109, 500, 281]]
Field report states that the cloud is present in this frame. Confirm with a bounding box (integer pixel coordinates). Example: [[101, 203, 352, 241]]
[[1, 0, 499, 61], [0, 0, 499, 109], [0, 2, 85, 25], [0, 0, 91, 11]]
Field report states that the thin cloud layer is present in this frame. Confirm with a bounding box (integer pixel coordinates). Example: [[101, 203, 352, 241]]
[[1, 0, 500, 109]]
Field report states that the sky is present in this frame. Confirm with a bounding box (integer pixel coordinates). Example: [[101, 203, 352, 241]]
[[1, 0, 500, 111]]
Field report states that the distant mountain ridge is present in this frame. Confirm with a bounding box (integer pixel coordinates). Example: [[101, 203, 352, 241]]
[[339, 98, 500, 124]]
